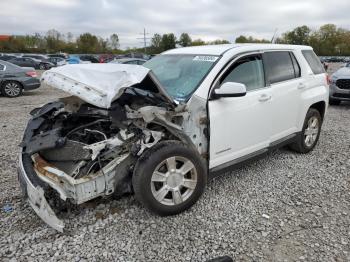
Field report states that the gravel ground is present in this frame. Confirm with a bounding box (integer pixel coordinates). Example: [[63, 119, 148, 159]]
[[0, 69, 349, 261]]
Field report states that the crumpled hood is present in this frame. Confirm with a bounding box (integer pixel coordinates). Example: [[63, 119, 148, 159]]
[[41, 64, 173, 108], [332, 67, 350, 79]]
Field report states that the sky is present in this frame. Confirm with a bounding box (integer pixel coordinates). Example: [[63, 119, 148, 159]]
[[1, 0, 349, 49]]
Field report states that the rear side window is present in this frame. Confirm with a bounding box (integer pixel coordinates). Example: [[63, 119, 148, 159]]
[[263, 51, 299, 84], [302, 50, 325, 75]]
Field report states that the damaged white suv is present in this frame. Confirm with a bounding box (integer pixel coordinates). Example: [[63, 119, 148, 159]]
[[18, 44, 329, 231]]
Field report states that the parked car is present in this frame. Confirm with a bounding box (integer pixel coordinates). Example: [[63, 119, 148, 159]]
[[79, 55, 99, 63], [329, 63, 350, 105], [8, 57, 54, 70], [67, 56, 93, 64], [109, 58, 146, 65], [18, 44, 328, 231], [0, 54, 18, 61], [98, 54, 115, 63], [0, 60, 40, 97], [22, 54, 49, 61], [48, 57, 67, 66], [47, 53, 68, 59]]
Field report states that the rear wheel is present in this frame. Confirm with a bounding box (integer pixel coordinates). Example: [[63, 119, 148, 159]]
[[132, 141, 207, 216], [1, 81, 23, 97], [289, 108, 322, 153]]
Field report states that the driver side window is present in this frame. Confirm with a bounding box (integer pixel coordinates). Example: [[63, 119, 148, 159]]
[[221, 54, 265, 92]]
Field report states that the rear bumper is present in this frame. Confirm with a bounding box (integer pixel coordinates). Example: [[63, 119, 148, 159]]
[[330, 83, 350, 101], [17, 152, 64, 232], [22, 77, 41, 90]]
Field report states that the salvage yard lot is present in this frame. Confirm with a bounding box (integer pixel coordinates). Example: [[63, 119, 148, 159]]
[[0, 70, 350, 261]]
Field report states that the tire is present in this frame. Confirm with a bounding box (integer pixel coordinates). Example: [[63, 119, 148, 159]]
[[39, 63, 46, 70], [1, 81, 23, 97], [329, 99, 341, 106], [289, 108, 322, 153], [132, 140, 207, 216]]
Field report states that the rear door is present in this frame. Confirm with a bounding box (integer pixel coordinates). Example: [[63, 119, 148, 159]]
[[262, 51, 303, 142], [208, 53, 273, 169]]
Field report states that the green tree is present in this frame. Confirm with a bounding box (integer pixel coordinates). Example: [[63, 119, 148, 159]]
[[150, 33, 162, 53], [282, 25, 311, 45], [235, 35, 269, 43], [161, 33, 177, 51], [178, 33, 192, 47], [77, 33, 99, 53], [208, 39, 230, 45], [109, 33, 120, 50], [191, 39, 206, 46]]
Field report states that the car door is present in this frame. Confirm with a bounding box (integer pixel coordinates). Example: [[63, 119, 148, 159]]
[[262, 51, 302, 142], [208, 53, 272, 169]]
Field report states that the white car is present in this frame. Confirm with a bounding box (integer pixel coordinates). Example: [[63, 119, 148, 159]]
[[18, 44, 329, 231]]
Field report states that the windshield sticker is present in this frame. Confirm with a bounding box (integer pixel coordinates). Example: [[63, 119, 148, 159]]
[[193, 56, 218, 62]]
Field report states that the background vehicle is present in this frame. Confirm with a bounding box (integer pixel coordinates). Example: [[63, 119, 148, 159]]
[[79, 55, 99, 63], [109, 58, 146, 65], [18, 44, 328, 231], [22, 54, 49, 61], [8, 57, 54, 70], [0, 54, 18, 61], [0, 60, 40, 97], [48, 57, 67, 66], [329, 64, 350, 105]]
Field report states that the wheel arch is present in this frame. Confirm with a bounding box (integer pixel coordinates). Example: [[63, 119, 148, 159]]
[[309, 100, 326, 121]]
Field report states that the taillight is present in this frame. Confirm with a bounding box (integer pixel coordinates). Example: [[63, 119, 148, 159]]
[[26, 71, 37, 78], [326, 74, 330, 86]]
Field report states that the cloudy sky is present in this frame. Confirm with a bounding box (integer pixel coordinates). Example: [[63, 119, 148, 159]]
[[1, 0, 349, 48]]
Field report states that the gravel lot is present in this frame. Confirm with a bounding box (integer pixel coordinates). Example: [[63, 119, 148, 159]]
[[0, 68, 349, 261]]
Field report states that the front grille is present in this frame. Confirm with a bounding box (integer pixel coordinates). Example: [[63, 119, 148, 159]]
[[336, 79, 350, 90], [333, 93, 350, 99]]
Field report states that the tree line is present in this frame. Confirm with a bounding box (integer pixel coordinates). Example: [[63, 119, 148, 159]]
[[1, 24, 350, 56]]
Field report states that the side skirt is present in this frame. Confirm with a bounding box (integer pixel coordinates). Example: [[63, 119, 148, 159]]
[[209, 132, 300, 179]]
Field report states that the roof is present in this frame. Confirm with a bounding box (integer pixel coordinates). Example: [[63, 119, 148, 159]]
[[163, 44, 312, 56]]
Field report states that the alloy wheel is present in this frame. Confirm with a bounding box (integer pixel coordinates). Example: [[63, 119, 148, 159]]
[[150, 156, 197, 206], [304, 116, 319, 147], [4, 82, 21, 97]]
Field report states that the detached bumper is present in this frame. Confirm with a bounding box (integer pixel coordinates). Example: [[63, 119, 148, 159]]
[[17, 153, 64, 232]]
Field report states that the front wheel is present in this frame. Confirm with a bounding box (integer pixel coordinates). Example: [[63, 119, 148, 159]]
[[39, 63, 46, 70], [132, 141, 207, 216], [289, 108, 322, 153], [1, 81, 23, 97]]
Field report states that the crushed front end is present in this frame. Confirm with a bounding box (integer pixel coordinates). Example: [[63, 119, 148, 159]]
[[17, 64, 208, 231]]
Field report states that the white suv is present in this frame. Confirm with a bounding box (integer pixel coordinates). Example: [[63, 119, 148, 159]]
[[18, 44, 329, 231]]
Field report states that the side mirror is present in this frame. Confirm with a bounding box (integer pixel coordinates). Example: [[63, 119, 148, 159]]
[[212, 82, 247, 99]]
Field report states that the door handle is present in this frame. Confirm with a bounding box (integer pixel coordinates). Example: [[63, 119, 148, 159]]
[[258, 94, 272, 102], [298, 83, 307, 89]]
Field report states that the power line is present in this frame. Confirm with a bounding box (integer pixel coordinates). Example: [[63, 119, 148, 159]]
[[137, 28, 151, 53]]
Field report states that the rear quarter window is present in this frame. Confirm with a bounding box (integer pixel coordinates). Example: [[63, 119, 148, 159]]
[[302, 50, 325, 75]]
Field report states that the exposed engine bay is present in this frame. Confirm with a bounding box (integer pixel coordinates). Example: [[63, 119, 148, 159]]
[[18, 64, 208, 231]]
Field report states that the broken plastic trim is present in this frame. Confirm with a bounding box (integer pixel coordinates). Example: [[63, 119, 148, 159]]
[[18, 152, 64, 232]]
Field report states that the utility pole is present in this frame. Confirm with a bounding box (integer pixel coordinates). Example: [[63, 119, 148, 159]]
[[137, 28, 151, 54]]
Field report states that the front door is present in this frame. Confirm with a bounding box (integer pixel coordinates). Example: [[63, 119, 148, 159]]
[[208, 54, 272, 169]]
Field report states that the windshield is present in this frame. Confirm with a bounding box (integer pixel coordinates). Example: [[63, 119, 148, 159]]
[[143, 54, 218, 101]]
